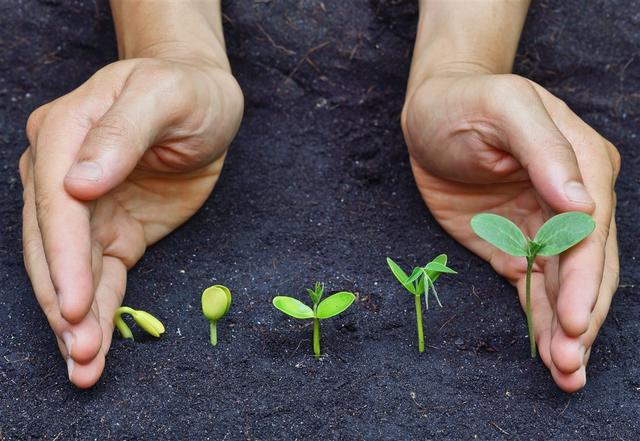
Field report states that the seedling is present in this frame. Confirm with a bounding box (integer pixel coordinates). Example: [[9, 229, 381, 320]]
[[386, 255, 457, 352], [272, 282, 355, 358], [202, 285, 232, 346], [470, 211, 595, 358], [114, 306, 165, 340]]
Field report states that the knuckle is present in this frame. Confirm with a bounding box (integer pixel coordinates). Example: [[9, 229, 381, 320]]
[[401, 83, 430, 149], [593, 222, 611, 245], [34, 193, 55, 225], [537, 140, 576, 166], [90, 112, 139, 148], [607, 142, 621, 177], [18, 150, 31, 181], [25, 105, 49, 145], [22, 235, 42, 267]]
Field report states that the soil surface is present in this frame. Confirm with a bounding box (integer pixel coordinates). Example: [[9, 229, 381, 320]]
[[1, 0, 639, 440]]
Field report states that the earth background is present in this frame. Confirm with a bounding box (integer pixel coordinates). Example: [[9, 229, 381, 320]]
[[1, 0, 639, 439]]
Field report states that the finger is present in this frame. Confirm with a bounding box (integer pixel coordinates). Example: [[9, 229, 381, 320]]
[[555, 155, 615, 337], [22, 155, 103, 365], [30, 103, 96, 323], [491, 76, 596, 213], [64, 68, 197, 200], [56, 335, 106, 390], [581, 203, 619, 347], [550, 363, 587, 393], [549, 204, 618, 382], [552, 203, 619, 368], [95, 256, 128, 358], [61, 257, 127, 389]]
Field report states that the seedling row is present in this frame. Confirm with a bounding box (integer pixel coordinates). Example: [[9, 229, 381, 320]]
[[115, 212, 594, 360]]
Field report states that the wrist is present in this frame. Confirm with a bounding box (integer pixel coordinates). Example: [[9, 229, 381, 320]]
[[110, 0, 230, 71], [407, 0, 529, 95]]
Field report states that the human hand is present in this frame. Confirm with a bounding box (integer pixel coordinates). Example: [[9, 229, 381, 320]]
[[20, 55, 243, 387], [402, 72, 620, 392]]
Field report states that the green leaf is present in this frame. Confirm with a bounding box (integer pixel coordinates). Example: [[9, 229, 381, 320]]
[[406, 267, 423, 284], [425, 276, 443, 309], [415, 274, 425, 295], [470, 213, 528, 257], [316, 291, 356, 319], [425, 254, 448, 283], [202, 285, 232, 322], [386, 257, 416, 295], [424, 261, 457, 275], [533, 212, 596, 256], [131, 310, 165, 337], [307, 282, 324, 304], [307, 288, 318, 303], [272, 296, 315, 319]]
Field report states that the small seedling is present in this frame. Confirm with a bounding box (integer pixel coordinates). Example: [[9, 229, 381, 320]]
[[387, 255, 457, 352], [202, 285, 232, 346], [272, 282, 355, 358], [470, 211, 595, 358], [114, 306, 165, 340]]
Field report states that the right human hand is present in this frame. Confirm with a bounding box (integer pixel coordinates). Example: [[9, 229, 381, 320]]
[[402, 72, 620, 392], [20, 56, 243, 387]]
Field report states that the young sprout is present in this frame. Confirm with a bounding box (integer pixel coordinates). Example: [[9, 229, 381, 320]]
[[114, 306, 165, 340], [201, 285, 232, 346], [470, 212, 595, 358], [386, 255, 456, 352], [272, 282, 355, 358]]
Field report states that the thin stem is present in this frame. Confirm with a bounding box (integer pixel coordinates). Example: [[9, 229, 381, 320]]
[[313, 318, 321, 358], [210, 320, 218, 346], [526, 256, 536, 358], [114, 313, 134, 340], [415, 294, 425, 353]]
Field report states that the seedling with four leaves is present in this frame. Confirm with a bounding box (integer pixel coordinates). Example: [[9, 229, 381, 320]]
[[470, 211, 595, 358], [272, 282, 355, 358], [386, 255, 457, 352]]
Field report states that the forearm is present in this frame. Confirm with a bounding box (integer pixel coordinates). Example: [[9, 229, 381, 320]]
[[110, 0, 230, 70], [407, 0, 530, 93]]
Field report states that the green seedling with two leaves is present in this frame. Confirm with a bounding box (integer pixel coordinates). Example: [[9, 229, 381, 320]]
[[470, 211, 595, 358], [386, 255, 457, 352], [273, 282, 355, 358], [114, 306, 165, 340]]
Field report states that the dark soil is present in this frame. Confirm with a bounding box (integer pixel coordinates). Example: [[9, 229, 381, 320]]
[[1, 0, 639, 440]]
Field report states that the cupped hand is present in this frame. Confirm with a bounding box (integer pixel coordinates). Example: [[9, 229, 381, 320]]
[[402, 73, 620, 392], [20, 57, 243, 387]]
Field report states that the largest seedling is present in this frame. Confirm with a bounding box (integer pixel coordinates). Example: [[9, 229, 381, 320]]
[[471, 211, 595, 358]]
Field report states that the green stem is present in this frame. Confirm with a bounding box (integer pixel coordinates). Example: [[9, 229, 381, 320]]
[[114, 313, 134, 340], [313, 318, 321, 358], [526, 256, 536, 358], [114, 307, 136, 340], [415, 294, 424, 353], [210, 320, 218, 346]]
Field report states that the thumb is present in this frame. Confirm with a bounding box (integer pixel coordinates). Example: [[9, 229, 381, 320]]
[[500, 81, 595, 214], [63, 86, 168, 201]]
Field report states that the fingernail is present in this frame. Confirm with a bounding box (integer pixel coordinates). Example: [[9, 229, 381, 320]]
[[564, 181, 594, 205], [66, 357, 75, 379], [66, 161, 102, 181], [62, 331, 74, 356]]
